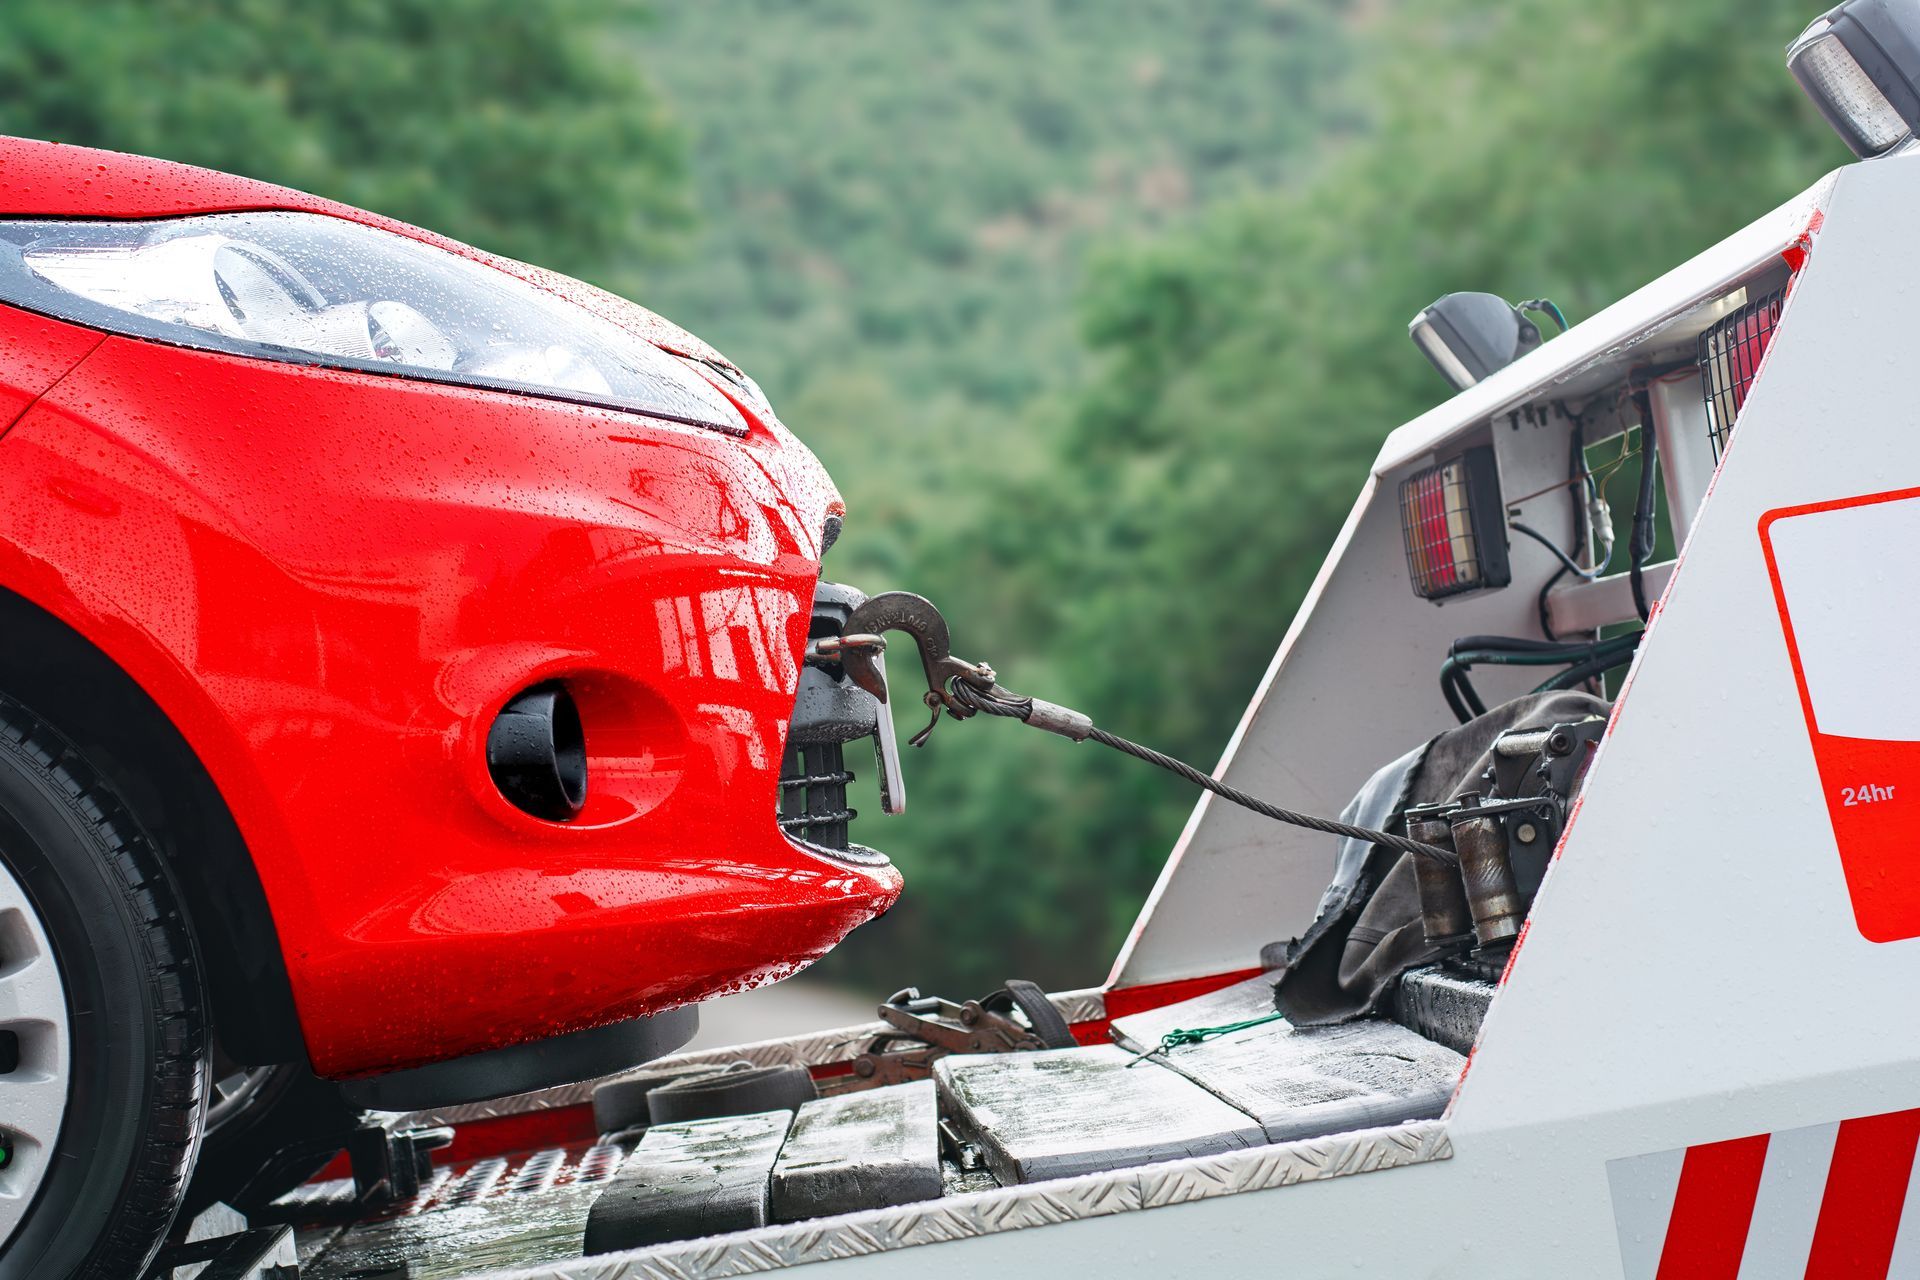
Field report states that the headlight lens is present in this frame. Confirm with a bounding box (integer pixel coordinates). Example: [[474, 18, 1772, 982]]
[[0, 211, 750, 435]]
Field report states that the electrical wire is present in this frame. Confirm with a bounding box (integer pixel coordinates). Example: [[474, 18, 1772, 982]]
[[1628, 393, 1660, 622], [1442, 661, 1486, 722], [1437, 633, 1640, 725], [1512, 520, 1599, 583], [1507, 403, 1612, 642], [1501, 437, 1638, 511], [1438, 633, 1607, 720], [1533, 637, 1640, 693], [1447, 633, 1605, 653], [1517, 298, 1570, 333]]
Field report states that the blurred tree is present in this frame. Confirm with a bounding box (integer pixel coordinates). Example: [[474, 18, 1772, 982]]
[[817, 0, 1852, 996], [0, 0, 688, 276], [634, 0, 1361, 600]]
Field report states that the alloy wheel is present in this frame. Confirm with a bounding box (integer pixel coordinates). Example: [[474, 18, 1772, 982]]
[[0, 853, 70, 1249]]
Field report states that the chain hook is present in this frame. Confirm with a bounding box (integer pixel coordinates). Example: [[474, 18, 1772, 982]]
[[838, 592, 998, 746]]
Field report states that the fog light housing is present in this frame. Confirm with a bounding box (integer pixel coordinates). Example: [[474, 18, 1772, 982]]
[[1399, 447, 1511, 600], [1789, 1, 1920, 158], [487, 681, 587, 821]]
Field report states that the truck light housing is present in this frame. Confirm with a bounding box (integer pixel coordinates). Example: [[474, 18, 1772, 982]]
[[1399, 447, 1511, 601], [1789, 1, 1920, 158], [1408, 293, 1542, 392], [1698, 288, 1788, 459]]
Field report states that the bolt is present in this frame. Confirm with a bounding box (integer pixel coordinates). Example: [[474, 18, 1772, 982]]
[[1515, 822, 1539, 844]]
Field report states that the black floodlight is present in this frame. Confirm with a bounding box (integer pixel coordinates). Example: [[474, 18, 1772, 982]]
[[1789, 1, 1920, 158], [1408, 293, 1543, 392]]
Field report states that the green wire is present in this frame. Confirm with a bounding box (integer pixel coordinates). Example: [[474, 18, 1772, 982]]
[[1441, 632, 1639, 723], [1518, 297, 1571, 333], [1126, 1010, 1290, 1066]]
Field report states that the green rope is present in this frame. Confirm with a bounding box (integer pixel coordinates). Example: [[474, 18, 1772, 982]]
[[1125, 1010, 1289, 1067]]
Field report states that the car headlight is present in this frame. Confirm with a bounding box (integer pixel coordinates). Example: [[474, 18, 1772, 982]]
[[0, 211, 751, 436]]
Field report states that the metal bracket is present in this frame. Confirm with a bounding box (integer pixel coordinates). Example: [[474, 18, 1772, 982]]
[[843, 987, 1051, 1087], [145, 1225, 299, 1279], [247, 1119, 452, 1226]]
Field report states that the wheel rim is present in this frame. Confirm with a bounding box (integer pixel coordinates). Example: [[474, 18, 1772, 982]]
[[0, 854, 69, 1250], [205, 1062, 280, 1135]]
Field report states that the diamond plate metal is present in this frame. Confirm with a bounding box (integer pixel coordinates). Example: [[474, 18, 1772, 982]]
[[1042, 987, 1107, 1026], [403, 989, 1109, 1129], [469, 1119, 1449, 1280]]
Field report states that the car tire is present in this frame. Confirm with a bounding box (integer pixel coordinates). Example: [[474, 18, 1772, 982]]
[[186, 1058, 358, 1217], [0, 696, 207, 1280]]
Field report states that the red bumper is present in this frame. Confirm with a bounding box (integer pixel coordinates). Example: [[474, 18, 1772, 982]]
[[0, 313, 900, 1077]]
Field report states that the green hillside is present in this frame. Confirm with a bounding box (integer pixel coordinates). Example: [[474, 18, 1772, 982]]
[[635, 0, 1363, 588]]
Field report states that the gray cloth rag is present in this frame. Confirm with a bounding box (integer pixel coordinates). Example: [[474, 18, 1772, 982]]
[[1313, 741, 1427, 921], [1269, 690, 1607, 1026]]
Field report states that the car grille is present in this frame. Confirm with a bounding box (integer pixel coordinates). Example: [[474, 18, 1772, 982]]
[[778, 580, 882, 857], [778, 743, 856, 851]]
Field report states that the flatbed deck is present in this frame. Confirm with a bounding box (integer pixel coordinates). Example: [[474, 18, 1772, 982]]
[[248, 983, 1453, 1280]]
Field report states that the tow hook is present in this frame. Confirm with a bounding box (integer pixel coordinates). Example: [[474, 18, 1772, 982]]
[[838, 591, 1091, 747]]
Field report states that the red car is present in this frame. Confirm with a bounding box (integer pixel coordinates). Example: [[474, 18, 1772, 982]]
[[0, 137, 902, 1279]]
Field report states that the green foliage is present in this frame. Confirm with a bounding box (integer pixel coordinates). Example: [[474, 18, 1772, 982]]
[[635, 0, 1364, 993], [635, 0, 1360, 596], [0, 0, 688, 275], [802, 0, 1849, 995]]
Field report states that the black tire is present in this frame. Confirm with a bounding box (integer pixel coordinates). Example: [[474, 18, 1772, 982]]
[[0, 696, 207, 1280], [644, 1062, 817, 1125], [185, 1058, 357, 1217], [995, 979, 1076, 1050]]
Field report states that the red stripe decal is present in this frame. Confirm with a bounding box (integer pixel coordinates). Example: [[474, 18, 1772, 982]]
[[1100, 968, 1264, 1020], [1655, 1133, 1771, 1280], [1804, 1108, 1920, 1279], [1069, 968, 1266, 1047]]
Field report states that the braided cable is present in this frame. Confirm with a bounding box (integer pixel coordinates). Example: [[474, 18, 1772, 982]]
[[947, 678, 1455, 866]]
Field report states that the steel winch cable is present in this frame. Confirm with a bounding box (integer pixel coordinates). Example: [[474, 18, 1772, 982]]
[[838, 589, 1458, 867], [944, 677, 1458, 866]]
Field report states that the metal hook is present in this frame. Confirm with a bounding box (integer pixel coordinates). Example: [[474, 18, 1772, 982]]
[[838, 591, 996, 746]]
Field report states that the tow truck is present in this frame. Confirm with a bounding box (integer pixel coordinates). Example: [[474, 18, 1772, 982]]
[[27, 2, 1920, 1277]]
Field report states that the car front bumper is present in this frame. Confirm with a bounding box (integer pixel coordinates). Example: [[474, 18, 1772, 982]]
[[0, 326, 902, 1078]]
